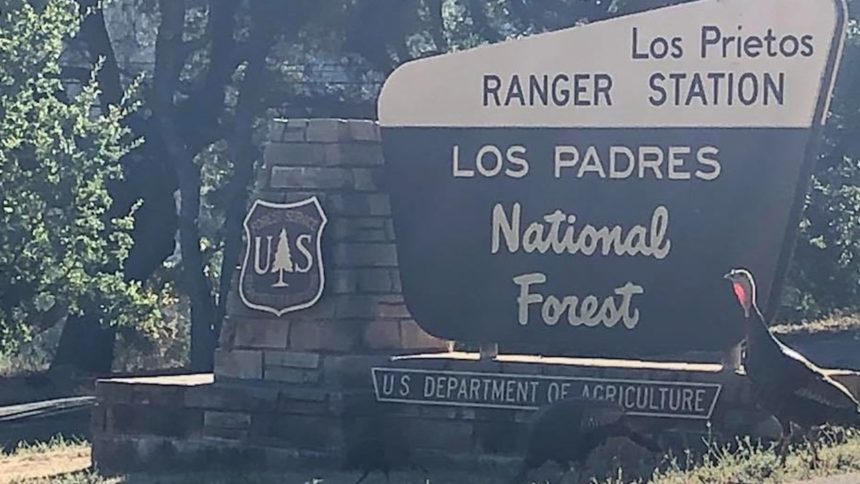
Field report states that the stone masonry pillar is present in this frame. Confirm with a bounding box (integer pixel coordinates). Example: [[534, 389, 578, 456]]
[[214, 118, 449, 384]]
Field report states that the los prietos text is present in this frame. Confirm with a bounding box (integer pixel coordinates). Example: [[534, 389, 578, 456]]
[[482, 25, 815, 108]]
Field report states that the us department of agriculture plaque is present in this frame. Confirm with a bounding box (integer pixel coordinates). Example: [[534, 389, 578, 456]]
[[378, 0, 847, 355]]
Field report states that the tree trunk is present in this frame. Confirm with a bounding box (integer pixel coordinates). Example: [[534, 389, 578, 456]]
[[154, 0, 217, 372], [48, 303, 114, 372], [177, 164, 216, 372], [215, 0, 280, 339], [51, 313, 116, 374]]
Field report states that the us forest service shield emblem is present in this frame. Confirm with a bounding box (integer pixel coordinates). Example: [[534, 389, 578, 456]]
[[239, 197, 328, 316]]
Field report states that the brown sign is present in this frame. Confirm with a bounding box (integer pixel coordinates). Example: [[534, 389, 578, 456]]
[[377, 0, 847, 354], [239, 197, 328, 316]]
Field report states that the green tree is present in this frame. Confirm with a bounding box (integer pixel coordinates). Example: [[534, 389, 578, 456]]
[[0, 0, 159, 354], [62, 0, 296, 371], [779, 11, 860, 320]]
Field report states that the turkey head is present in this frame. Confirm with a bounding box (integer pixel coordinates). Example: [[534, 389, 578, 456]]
[[723, 268, 757, 318]]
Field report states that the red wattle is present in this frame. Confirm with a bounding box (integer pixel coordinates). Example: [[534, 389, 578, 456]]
[[732, 283, 748, 307]]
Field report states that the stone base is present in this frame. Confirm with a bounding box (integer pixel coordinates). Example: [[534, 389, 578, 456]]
[[91, 356, 860, 474]]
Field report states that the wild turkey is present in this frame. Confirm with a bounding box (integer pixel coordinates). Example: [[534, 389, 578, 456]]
[[341, 400, 427, 484], [723, 268, 860, 463], [510, 397, 660, 484]]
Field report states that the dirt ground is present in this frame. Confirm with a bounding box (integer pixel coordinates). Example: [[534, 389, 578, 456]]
[[2, 452, 860, 484], [0, 446, 90, 483]]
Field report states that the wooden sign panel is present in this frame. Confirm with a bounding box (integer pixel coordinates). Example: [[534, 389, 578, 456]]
[[378, 0, 846, 355]]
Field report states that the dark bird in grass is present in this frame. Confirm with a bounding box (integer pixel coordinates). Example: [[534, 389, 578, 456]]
[[724, 268, 860, 464], [510, 397, 661, 484], [341, 403, 427, 484]]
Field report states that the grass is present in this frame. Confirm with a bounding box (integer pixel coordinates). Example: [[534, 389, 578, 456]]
[[642, 428, 860, 484], [0, 436, 90, 483], [4, 430, 860, 484], [2, 435, 87, 456]]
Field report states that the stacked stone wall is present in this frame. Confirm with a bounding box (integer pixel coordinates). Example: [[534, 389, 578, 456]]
[[198, 119, 450, 456], [215, 119, 449, 384]]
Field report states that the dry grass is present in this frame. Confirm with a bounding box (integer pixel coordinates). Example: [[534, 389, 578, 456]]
[[642, 429, 860, 484], [0, 436, 90, 483]]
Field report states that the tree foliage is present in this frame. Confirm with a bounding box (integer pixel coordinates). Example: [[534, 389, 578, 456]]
[[0, 0, 158, 351], [780, 16, 860, 320]]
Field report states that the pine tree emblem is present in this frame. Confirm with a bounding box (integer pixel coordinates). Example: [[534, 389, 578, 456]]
[[240, 197, 328, 316], [270, 228, 294, 287]]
